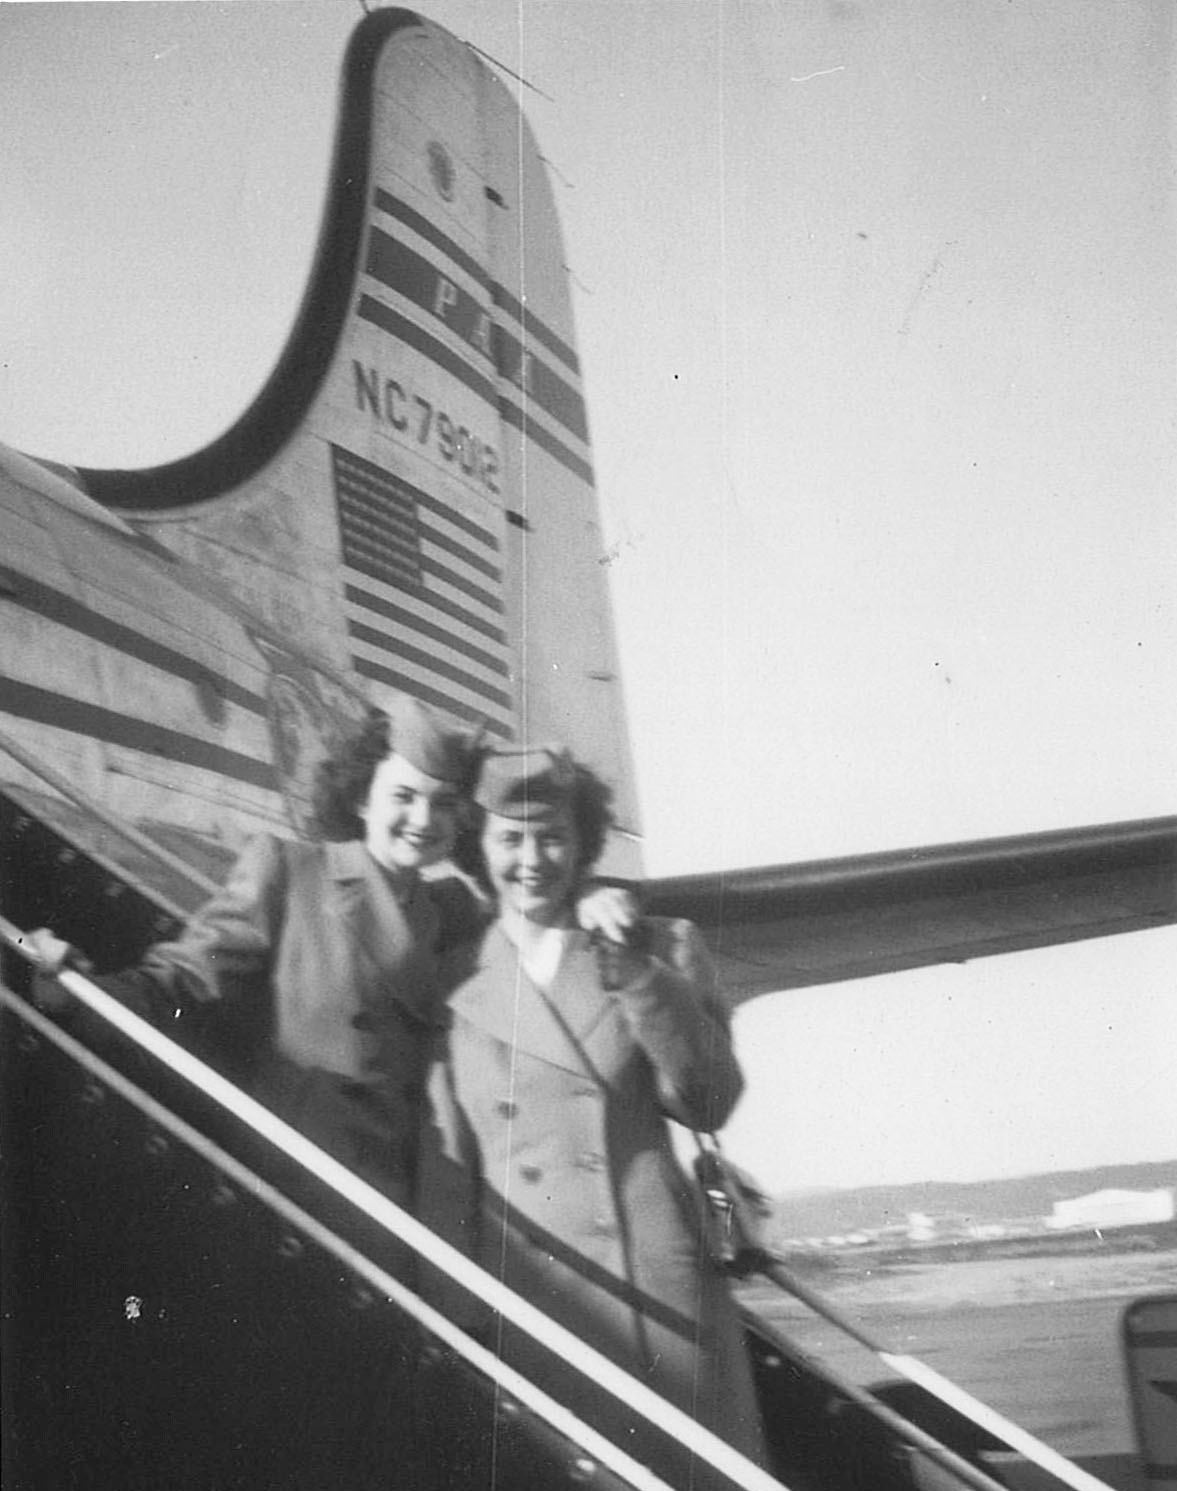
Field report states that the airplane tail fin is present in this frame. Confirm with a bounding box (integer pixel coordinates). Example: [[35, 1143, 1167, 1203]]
[[75, 10, 641, 865]]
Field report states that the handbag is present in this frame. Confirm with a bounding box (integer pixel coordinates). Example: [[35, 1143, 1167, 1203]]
[[589, 926, 773, 1278], [693, 1131, 772, 1277]]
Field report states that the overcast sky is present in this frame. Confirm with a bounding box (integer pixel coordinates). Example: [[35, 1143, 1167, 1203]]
[[2, 0, 1173, 1189]]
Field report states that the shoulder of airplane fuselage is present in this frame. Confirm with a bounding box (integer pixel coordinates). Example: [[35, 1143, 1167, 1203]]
[[0, 438, 361, 703], [0, 442, 138, 537]]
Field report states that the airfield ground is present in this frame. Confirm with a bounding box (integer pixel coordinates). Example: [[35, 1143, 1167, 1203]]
[[740, 1248, 1175, 1487]]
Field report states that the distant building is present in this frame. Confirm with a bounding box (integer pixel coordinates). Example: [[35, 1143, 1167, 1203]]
[[1046, 1188, 1175, 1230], [967, 1223, 1008, 1241]]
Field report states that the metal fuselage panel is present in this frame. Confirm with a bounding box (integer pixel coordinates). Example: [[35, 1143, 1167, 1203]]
[[0, 456, 340, 848]]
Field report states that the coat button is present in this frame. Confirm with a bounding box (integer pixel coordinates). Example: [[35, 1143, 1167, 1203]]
[[519, 1164, 543, 1183], [496, 1099, 519, 1119]]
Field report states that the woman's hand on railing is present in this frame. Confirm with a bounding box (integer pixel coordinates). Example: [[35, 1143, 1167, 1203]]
[[24, 927, 91, 1014]]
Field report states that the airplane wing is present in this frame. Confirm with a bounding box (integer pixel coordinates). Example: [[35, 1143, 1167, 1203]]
[[640, 816, 1177, 1003]]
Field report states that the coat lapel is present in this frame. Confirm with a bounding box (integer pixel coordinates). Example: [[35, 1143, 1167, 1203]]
[[543, 937, 622, 1049], [324, 841, 440, 1024], [451, 926, 618, 1076]]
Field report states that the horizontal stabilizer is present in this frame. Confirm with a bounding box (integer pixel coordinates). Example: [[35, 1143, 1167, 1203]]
[[641, 817, 1177, 1001]]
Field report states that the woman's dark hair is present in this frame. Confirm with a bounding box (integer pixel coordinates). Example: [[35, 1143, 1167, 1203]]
[[308, 709, 394, 840], [453, 758, 615, 895]]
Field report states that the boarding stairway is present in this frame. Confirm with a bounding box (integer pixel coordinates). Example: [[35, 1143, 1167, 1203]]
[[0, 745, 1126, 1491]]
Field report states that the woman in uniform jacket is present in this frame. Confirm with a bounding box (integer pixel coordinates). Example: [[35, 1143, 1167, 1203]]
[[441, 745, 768, 1472], [30, 699, 635, 1215], [31, 694, 485, 1213], [30, 708, 641, 1490]]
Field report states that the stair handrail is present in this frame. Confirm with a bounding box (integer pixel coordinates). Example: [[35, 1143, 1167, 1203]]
[[0, 912, 792, 1491]]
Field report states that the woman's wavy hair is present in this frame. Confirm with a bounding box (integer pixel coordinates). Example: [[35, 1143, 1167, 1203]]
[[453, 755, 615, 896], [308, 709, 397, 841]]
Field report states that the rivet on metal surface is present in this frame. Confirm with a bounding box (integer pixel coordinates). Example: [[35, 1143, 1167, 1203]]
[[210, 1182, 237, 1208], [103, 881, 125, 899], [348, 1284, 375, 1311], [144, 1132, 170, 1158], [80, 1080, 106, 1106], [764, 1352, 783, 1368], [277, 1235, 305, 1260], [419, 1342, 446, 1368], [57, 848, 77, 865], [569, 1456, 597, 1482], [496, 1397, 521, 1422]]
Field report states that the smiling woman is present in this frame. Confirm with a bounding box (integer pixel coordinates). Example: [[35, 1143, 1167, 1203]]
[[480, 810, 582, 925], [437, 745, 769, 1478], [31, 695, 487, 1209], [471, 751, 611, 929], [360, 751, 465, 876]]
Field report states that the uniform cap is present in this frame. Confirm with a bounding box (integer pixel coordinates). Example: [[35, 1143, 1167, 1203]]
[[473, 746, 576, 818], [387, 693, 478, 782]]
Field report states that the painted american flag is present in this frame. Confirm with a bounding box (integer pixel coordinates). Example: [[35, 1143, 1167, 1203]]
[[331, 443, 514, 737]]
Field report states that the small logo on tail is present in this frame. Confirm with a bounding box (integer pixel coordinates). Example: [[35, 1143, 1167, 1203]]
[[427, 140, 455, 202]]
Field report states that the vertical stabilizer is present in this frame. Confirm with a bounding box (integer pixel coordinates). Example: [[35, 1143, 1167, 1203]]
[[76, 10, 641, 863]]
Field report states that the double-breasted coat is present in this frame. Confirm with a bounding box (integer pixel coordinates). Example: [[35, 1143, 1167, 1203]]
[[437, 918, 767, 1466], [122, 833, 480, 1211]]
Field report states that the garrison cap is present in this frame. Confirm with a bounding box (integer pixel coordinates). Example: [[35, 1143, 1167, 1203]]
[[473, 746, 576, 818], [386, 693, 479, 783]]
